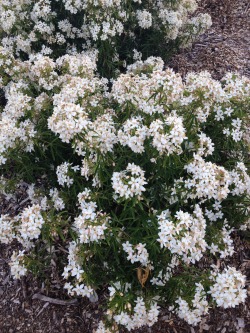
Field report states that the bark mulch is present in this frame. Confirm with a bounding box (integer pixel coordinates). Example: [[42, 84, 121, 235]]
[[169, 0, 250, 80]]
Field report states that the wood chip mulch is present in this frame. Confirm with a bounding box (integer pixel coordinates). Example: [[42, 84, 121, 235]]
[[169, 0, 250, 80]]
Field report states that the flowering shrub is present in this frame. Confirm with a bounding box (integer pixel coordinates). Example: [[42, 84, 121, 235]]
[[0, 51, 249, 331], [0, 0, 211, 76]]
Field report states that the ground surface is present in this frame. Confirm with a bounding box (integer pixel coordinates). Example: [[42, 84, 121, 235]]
[[169, 0, 250, 79], [0, 0, 250, 332]]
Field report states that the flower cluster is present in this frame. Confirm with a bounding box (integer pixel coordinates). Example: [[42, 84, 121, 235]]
[[111, 61, 184, 114], [150, 256, 179, 286], [49, 188, 65, 211], [208, 221, 234, 259], [117, 116, 148, 154], [209, 266, 247, 308], [104, 283, 160, 332], [56, 162, 79, 187], [0, 118, 36, 164], [122, 241, 150, 267], [9, 250, 28, 280], [172, 283, 209, 325], [157, 205, 207, 264], [149, 113, 187, 155], [183, 154, 231, 201], [230, 162, 250, 196], [74, 190, 109, 243], [113, 297, 160, 331], [112, 163, 147, 200], [63, 241, 94, 298], [18, 204, 45, 242]]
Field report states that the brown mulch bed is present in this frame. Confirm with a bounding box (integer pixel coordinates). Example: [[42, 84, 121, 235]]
[[169, 0, 250, 80], [0, 0, 250, 332]]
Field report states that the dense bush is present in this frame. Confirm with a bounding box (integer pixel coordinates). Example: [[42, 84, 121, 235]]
[[0, 0, 211, 76], [0, 1, 249, 332], [0, 52, 249, 331]]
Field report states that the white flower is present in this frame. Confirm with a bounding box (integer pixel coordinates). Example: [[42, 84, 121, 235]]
[[9, 250, 28, 279], [56, 162, 77, 187], [122, 241, 150, 267], [118, 116, 148, 153], [149, 113, 187, 155], [114, 297, 159, 330], [230, 162, 250, 196], [136, 10, 152, 29], [95, 321, 112, 333], [197, 133, 214, 157], [208, 221, 234, 258], [18, 204, 45, 242], [49, 188, 65, 211], [184, 154, 231, 201], [209, 266, 247, 308], [157, 205, 207, 263], [112, 163, 147, 200], [173, 283, 209, 326], [74, 196, 109, 244]]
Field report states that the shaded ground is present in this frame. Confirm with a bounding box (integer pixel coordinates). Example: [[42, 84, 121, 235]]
[[170, 0, 250, 79], [0, 0, 250, 332]]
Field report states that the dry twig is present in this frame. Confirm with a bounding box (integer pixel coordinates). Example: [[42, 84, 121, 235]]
[[32, 293, 78, 306]]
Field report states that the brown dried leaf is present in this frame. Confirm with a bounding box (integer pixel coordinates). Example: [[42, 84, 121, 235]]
[[136, 266, 150, 288]]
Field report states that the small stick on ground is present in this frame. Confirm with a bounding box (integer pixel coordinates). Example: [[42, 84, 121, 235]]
[[32, 293, 78, 306]]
